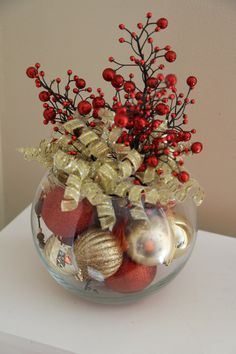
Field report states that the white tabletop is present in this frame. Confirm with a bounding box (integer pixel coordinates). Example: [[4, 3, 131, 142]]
[[0, 206, 235, 354]]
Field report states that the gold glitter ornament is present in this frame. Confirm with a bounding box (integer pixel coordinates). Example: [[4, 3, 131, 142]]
[[127, 217, 176, 266], [168, 214, 194, 258], [73, 229, 123, 281], [44, 235, 76, 276]]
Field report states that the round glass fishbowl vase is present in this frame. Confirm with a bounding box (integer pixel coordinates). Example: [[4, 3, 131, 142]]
[[31, 171, 197, 304]]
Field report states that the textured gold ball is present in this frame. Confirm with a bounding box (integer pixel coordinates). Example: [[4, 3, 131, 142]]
[[127, 217, 176, 266], [168, 214, 194, 258], [73, 229, 123, 281], [44, 235, 76, 275]]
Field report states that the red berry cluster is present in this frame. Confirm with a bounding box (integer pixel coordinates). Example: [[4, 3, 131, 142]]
[[26, 12, 203, 184], [101, 12, 202, 183], [26, 64, 105, 125]]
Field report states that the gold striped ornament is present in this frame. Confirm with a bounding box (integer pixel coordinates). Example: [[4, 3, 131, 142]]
[[73, 229, 123, 281]]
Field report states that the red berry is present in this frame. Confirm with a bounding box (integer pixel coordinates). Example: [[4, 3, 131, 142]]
[[165, 51, 177, 63], [114, 113, 128, 127], [191, 142, 203, 154], [119, 24, 125, 30], [119, 37, 125, 43], [156, 18, 168, 29], [92, 96, 105, 108], [165, 74, 177, 87], [146, 12, 152, 18], [77, 100, 92, 115], [67, 69, 72, 75], [39, 91, 50, 102], [137, 23, 143, 29], [111, 74, 124, 88], [183, 132, 191, 141], [186, 76, 197, 88], [43, 108, 56, 121], [76, 79, 86, 89], [156, 103, 170, 115], [134, 117, 147, 130], [124, 81, 136, 93], [26, 66, 37, 78], [106, 257, 156, 293], [147, 156, 159, 167], [178, 171, 190, 183], [102, 68, 115, 82], [147, 77, 158, 88]]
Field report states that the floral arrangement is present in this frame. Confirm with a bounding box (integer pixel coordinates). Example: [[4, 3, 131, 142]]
[[21, 12, 204, 296]]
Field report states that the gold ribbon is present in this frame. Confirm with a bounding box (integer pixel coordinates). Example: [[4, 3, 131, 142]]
[[20, 111, 204, 231]]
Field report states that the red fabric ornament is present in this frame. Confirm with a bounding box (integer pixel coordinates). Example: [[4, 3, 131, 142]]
[[41, 187, 94, 238], [111, 74, 124, 88], [186, 76, 198, 88], [165, 51, 177, 63], [156, 18, 168, 29], [77, 100, 92, 115], [26, 66, 37, 78], [191, 142, 203, 153], [102, 68, 116, 82], [39, 91, 50, 102], [106, 257, 157, 293], [178, 171, 190, 183], [92, 97, 105, 108], [165, 74, 177, 87]]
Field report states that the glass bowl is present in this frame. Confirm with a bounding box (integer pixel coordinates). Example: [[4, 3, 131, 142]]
[[31, 171, 197, 304]]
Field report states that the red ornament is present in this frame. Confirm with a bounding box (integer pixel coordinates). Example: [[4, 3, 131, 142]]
[[165, 74, 177, 87], [111, 74, 124, 88], [43, 108, 56, 121], [178, 171, 190, 183], [39, 91, 50, 102], [102, 68, 116, 82], [106, 257, 157, 293], [112, 219, 129, 252], [41, 187, 94, 238], [124, 81, 136, 93], [92, 96, 105, 108], [186, 76, 198, 88], [114, 113, 128, 127], [156, 103, 170, 115], [191, 142, 203, 154], [165, 51, 177, 63], [147, 156, 159, 167], [147, 77, 158, 88], [77, 100, 92, 115], [76, 79, 86, 89], [26, 66, 37, 78], [156, 18, 168, 29]]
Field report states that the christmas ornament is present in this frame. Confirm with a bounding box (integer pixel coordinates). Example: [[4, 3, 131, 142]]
[[127, 218, 175, 266], [106, 257, 157, 293], [41, 186, 94, 238], [21, 10, 204, 303], [44, 235, 76, 275], [73, 229, 123, 281], [168, 214, 194, 258]]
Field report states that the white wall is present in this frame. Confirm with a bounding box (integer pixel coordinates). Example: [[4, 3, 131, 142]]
[[0, 19, 5, 229], [0, 0, 236, 236]]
